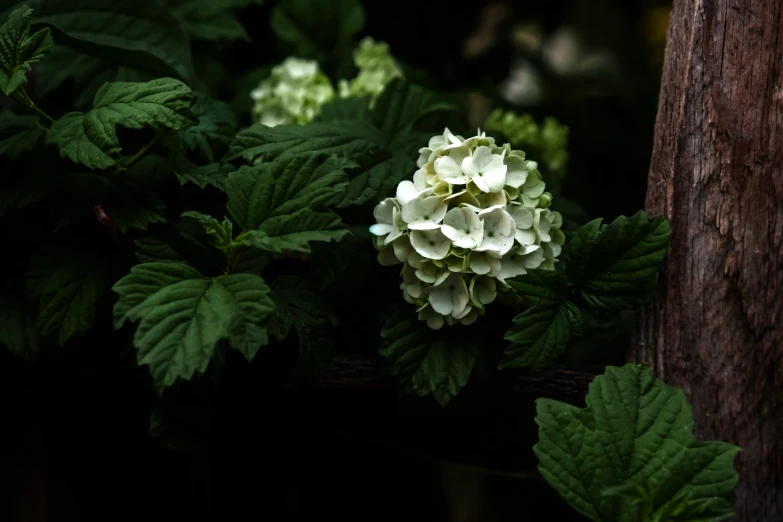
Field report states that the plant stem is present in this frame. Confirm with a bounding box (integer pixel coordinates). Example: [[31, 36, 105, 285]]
[[125, 133, 160, 167], [12, 87, 56, 125]]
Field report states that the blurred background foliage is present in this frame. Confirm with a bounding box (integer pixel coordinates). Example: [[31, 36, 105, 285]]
[[2, 0, 672, 520]]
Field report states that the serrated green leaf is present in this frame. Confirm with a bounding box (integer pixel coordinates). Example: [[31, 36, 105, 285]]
[[29, 0, 195, 83], [180, 210, 234, 252], [110, 189, 167, 233], [566, 211, 671, 310], [270, 0, 364, 59], [0, 111, 43, 157], [223, 121, 413, 207], [112, 262, 275, 387], [379, 304, 476, 407], [534, 364, 740, 522], [235, 208, 348, 254], [179, 93, 236, 161], [602, 482, 735, 522], [0, 295, 40, 359], [0, 5, 53, 95], [501, 299, 579, 371], [46, 77, 198, 170], [134, 235, 184, 264], [176, 162, 233, 190], [368, 78, 459, 153], [26, 250, 105, 345], [501, 269, 579, 371], [225, 151, 350, 230]]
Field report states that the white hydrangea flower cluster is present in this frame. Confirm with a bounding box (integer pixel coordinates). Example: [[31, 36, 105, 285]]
[[339, 37, 403, 103], [251, 57, 334, 126], [370, 128, 565, 329]]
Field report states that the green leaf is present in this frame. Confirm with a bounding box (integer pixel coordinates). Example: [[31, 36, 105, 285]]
[[176, 162, 233, 190], [534, 364, 740, 522], [165, 0, 263, 41], [0, 5, 53, 95], [501, 270, 580, 371], [223, 121, 413, 207], [179, 93, 236, 161], [225, 151, 350, 230], [0, 294, 40, 358], [112, 262, 275, 387], [270, 0, 364, 59], [180, 210, 234, 252], [0, 111, 44, 157], [565, 211, 671, 311], [235, 208, 348, 254], [268, 275, 337, 376], [602, 482, 735, 522], [26, 250, 105, 345], [109, 189, 167, 233], [135, 235, 184, 264], [30, 0, 195, 82], [46, 77, 198, 170], [368, 78, 459, 153], [314, 95, 369, 122], [379, 304, 476, 407]]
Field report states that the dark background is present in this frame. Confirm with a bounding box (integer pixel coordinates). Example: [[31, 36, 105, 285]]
[[2, 0, 671, 520]]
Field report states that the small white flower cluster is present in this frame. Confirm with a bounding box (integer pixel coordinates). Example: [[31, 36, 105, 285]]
[[251, 57, 335, 126], [370, 128, 565, 329], [339, 37, 403, 104]]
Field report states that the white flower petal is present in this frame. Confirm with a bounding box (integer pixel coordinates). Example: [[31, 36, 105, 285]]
[[410, 229, 452, 259], [377, 248, 399, 266], [413, 169, 429, 191], [476, 208, 516, 255], [373, 198, 398, 224], [429, 273, 469, 316], [396, 180, 421, 205], [515, 229, 537, 245], [481, 164, 508, 193], [391, 235, 413, 263], [472, 146, 493, 170], [434, 156, 468, 184], [401, 195, 448, 230], [418, 305, 444, 330], [441, 207, 483, 249], [369, 223, 392, 236], [469, 276, 497, 307], [508, 206, 534, 228]]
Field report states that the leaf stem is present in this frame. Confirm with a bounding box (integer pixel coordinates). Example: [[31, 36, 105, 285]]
[[12, 87, 56, 125], [125, 133, 160, 167]]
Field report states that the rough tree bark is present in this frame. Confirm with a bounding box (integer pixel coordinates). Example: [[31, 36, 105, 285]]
[[631, 1, 783, 520]]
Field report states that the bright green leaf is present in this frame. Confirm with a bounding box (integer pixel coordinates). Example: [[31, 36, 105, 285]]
[[0, 5, 53, 95], [112, 262, 275, 387], [0, 111, 44, 157], [26, 250, 105, 345], [46, 77, 198, 170], [225, 151, 350, 230], [270, 0, 364, 59], [534, 364, 740, 522], [179, 93, 236, 161], [379, 304, 477, 407], [30, 0, 195, 82], [180, 211, 234, 251], [565, 211, 671, 310]]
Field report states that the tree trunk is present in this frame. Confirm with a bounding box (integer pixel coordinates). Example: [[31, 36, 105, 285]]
[[632, 1, 783, 520]]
